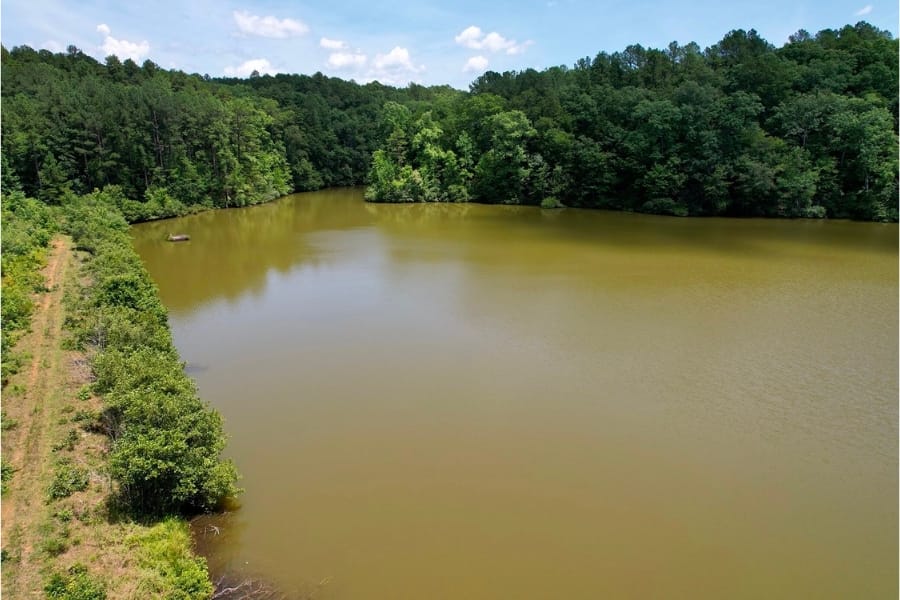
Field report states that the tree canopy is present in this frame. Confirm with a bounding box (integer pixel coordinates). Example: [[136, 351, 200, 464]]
[[366, 22, 898, 220], [2, 21, 896, 221]]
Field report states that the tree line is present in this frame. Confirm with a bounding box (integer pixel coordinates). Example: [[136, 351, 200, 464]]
[[3, 22, 897, 222], [366, 22, 898, 220], [1, 44, 450, 220]]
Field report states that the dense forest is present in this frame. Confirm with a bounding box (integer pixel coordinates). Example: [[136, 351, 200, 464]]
[[1, 21, 897, 222], [0, 44, 450, 217], [366, 23, 898, 220]]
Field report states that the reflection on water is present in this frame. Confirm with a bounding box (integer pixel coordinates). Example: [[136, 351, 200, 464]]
[[133, 189, 898, 599]]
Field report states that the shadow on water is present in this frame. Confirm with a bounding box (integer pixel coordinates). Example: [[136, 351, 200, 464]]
[[130, 189, 375, 314], [365, 199, 898, 258], [133, 189, 897, 315]]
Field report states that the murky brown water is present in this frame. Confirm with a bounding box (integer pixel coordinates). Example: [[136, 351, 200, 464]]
[[132, 188, 898, 599]]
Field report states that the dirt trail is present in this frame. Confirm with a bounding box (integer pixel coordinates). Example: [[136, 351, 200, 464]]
[[2, 236, 73, 596]]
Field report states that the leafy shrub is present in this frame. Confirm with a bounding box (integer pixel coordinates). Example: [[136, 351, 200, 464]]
[[40, 535, 69, 557], [1, 460, 14, 494], [52, 429, 80, 453], [47, 459, 89, 500], [802, 205, 827, 218], [62, 192, 238, 516], [540, 196, 565, 209], [45, 564, 106, 600], [54, 507, 74, 523], [72, 409, 100, 425], [1, 411, 18, 430]]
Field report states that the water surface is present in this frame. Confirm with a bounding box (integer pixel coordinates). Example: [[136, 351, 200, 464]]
[[132, 189, 898, 599]]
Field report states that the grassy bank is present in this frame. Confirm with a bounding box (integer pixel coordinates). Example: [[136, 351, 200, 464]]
[[1, 189, 238, 598]]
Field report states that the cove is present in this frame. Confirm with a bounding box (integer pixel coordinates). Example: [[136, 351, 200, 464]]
[[132, 188, 898, 599]]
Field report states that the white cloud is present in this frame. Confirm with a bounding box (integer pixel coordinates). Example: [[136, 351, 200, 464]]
[[505, 40, 534, 55], [320, 37, 347, 49], [323, 45, 425, 85], [854, 4, 873, 15], [373, 46, 422, 72], [463, 55, 489, 72], [455, 26, 484, 48], [348, 47, 425, 86], [233, 11, 308, 38], [454, 25, 532, 55], [327, 51, 367, 69], [96, 24, 149, 62], [224, 58, 276, 77], [481, 32, 514, 52]]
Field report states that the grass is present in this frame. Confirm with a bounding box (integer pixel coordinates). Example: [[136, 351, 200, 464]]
[[51, 430, 81, 453], [1, 238, 134, 597], [128, 519, 213, 599], [2, 234, 221, 600], [2, 411, 19, 431]]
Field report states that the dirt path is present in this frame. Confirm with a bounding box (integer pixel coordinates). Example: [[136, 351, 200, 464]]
[[2, 235, 73, 596], [2, 234, 216, 599]]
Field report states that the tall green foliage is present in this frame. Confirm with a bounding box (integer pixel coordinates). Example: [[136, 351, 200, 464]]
[[62, 188, 238, 515], [365, 22, 898, 220], [1, 48, 453, 218], [128, 519, 213, 599], [1, 21, 896, 221], [0, 191, 55, 383]]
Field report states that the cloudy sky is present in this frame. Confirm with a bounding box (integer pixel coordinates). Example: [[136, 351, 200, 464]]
[[2, 0, 896, 88]]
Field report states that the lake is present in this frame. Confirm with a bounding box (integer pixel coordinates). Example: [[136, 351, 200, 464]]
[[132, 188, 898, 599]]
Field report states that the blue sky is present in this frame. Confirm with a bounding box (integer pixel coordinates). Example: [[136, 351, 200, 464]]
[[2, 0, 897, 88]]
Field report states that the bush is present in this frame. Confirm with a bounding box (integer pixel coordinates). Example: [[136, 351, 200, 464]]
[[52, 429, 80, 453], [802, 205, 827, 219], [47, 459, 89, 500], [54, 507, 74, 523], [540, 196, 565, 209], [40, 536, 69, 557], [62, 192, 239, 516], [45, 564, 106, 600], [1, 411, 18, 430], [1, 460, 14, 494]]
